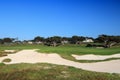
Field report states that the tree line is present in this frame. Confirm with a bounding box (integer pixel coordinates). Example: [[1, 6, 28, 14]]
[[0, 34, 120, 48]]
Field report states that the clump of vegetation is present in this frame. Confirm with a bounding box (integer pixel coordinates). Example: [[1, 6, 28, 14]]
[[0, 50, 18, 57], [0, 52, 7, 57], [0, 63, 5, 66], [95, 35, 120, 48], [2, 58, 11, 62]]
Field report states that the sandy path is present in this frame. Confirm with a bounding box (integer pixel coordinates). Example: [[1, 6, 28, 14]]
[[0, 49, 120, 74], [72, 54, 120, 60]]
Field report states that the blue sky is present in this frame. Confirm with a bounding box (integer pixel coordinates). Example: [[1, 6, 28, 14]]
[[0, 0, 120, 40]]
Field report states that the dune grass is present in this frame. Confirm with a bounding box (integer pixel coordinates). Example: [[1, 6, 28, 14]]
[[0, 63, 120, 80]]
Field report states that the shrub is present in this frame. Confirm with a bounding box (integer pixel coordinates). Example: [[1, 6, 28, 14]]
[[86, 44, 93, 47]]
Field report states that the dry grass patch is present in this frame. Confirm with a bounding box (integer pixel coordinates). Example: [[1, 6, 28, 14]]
[[2, 58, 11, 63]]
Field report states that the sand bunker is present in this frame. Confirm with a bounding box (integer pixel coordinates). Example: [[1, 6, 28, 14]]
[[0, 49, 120, 74], [72, 54, 120, 60]]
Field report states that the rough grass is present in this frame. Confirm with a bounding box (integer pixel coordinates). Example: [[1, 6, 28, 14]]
[[0, 51, 17, 57], [0, 63, 5, 66], [0, 51, 7, 57], [0, 63, 120, 80], [2, 58, 11, 62]]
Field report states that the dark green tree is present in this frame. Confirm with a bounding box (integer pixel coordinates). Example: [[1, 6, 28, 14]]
[[33, 36, 44, 42], [45, 36, 62, 46], [3, 38, 14, 43], [0, 39, 4, 44], [96, 34, 120, 48], [70, 36, 85, 44]]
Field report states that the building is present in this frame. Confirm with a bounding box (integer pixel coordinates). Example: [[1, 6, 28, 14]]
[[83, 38, 94, 43]]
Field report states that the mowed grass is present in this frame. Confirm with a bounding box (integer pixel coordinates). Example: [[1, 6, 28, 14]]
[[0, 44, 120, 55], [0, 63, 120, 80], [0, 44, 120, 62]]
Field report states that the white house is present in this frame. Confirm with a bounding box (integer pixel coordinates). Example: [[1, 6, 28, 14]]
[[61, 40, 69, 45], [35, 41, 43, 44], [83, 38, 94, 43], [28, 41, 33, 44]]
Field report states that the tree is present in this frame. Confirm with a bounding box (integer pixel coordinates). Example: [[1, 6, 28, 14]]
[[3, 38, 14, 43], [0, 39, 4, 44], [45, 36, 62, 47], [61, 37, 69, 45], [70, 36, 85, 44], [33, 36, 44, 42], [95, 35, 108, 43], [96, 34, 120, 48]]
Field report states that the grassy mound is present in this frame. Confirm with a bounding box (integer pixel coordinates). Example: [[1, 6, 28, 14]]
[[2, 58, 11, 63]]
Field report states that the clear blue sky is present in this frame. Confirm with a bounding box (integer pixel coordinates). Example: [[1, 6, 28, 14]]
[[0, 0, 120, 40]]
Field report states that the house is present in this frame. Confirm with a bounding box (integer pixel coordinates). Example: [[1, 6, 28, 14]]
[[28, 41, 33, 44], [83, 38, 94, 43], [61, 40, 69, 45], [35, 41, 43, 44], [22, 40, 33, 44]]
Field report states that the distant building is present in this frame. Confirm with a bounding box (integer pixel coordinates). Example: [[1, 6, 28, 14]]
[[35, 41, 43, 44], [28, 41, 33, 44], [22, 40, 33, 44], [61, 40, 69, 45], [83, 38, 94, 43], [14, 41, 22, 44]]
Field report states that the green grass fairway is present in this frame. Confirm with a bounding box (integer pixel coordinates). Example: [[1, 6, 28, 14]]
[[39, 44, 120, 62], [0, 44, 120, 55]]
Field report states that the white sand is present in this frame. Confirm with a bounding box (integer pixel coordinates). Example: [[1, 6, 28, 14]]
[[72, 54, 120, 60], [0, 49, 120, 74]]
